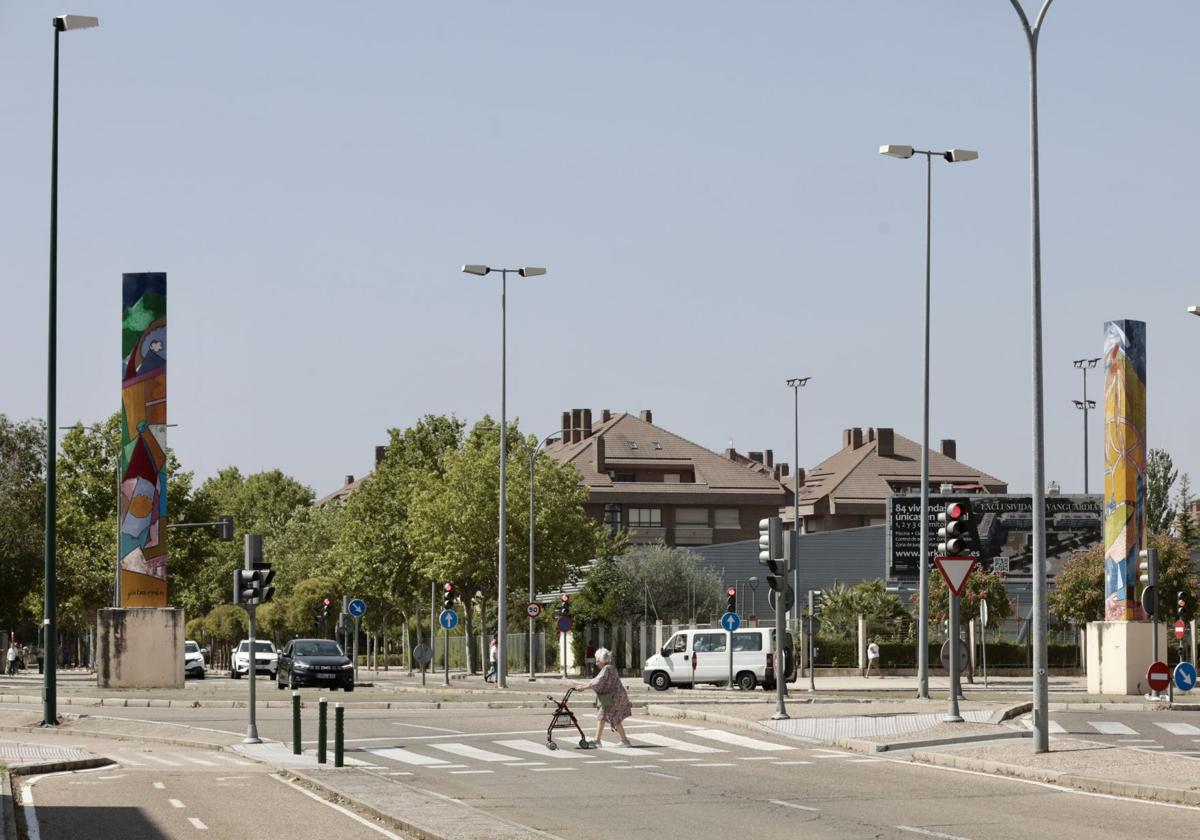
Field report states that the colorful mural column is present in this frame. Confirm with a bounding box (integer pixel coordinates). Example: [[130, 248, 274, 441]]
[[1102, 319, 1146, 622], [120, 273, 168, 607]]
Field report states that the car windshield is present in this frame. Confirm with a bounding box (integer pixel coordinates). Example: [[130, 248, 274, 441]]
[[293, 641, 343, 657], [185, 642, 199, 654], [239, 642, 274, 653]]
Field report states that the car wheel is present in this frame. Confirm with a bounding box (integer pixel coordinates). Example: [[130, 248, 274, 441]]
[[344, 684, 354, 693], [289, 672, 298, 690], [197, 672, 205, 680], [649, 671, 671, 692], [231, 670, 240, 680], [736, 671, 756, 691]]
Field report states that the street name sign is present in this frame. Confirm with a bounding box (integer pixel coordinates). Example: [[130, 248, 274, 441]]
[[347, 598, 366, 618], [438, 609, 459, 630], [934, 556, 978, 596], [1175, 662, 1197, 692], [721, 613, 741, 632], [1147, 661, 1171, 693]]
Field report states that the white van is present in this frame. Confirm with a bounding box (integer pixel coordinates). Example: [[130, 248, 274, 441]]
[[642, 627, 795, 691]]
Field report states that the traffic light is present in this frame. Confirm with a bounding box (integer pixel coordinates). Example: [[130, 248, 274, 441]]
[[233, 569, 256, 604], [1138, 549, 1158, 587], [443, 583, 455, 610], [809, 589, 824, 617], [560, 594, 571, 616], [217, 514, 234, 542], [232, 565, 274, 605], [253, 561, 275, 603], [758, 517, 786, 591], [1178, 591, 1188, 620], [937, 500, 971, 556], [726, 586, 737, 614]]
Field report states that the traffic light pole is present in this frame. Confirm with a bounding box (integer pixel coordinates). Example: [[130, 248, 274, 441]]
[[243, 535, 262, 744], [443, 621, 450, 687], [946, 591, 963, 722]]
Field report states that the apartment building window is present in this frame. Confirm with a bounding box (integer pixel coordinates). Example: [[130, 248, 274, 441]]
[[714, 509, 740, 529], [676, 508, 708, 526], [603, 504, 622, 534], [628, 508, 662, 528]]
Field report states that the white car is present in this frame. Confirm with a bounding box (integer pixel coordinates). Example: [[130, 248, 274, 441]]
[[184, 640, 206, 679], [231, 639, 278, 679], [642, 627, 795, 691]]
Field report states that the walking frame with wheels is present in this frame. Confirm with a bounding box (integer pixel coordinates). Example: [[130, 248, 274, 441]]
[[545, 687, 593, 751]]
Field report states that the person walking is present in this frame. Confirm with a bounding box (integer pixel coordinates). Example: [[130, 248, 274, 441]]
[[5, 641, 17, 677], [484, 635, 498, 683], [574, 648, 632, 748], [865, 638, 881, 678]]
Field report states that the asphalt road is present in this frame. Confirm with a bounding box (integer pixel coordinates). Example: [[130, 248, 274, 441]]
[[17, 741, 402, 840], [1028, 709, 1200, 756]]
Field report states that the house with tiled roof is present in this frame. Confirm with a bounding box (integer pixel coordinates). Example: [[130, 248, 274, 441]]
[[544, 408, 790, 547], [794, 426, 1007, 532]]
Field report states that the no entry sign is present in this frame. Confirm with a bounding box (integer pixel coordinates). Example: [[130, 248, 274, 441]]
[[1176, 620, 1186, 641], [1147, 661, 1171, 693]]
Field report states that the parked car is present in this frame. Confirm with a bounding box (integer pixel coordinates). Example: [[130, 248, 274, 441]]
[[276, 638, 354, 691], [642, 627, 795, 691], [184, 640, 206, 679], [231, 639, 278, 679]]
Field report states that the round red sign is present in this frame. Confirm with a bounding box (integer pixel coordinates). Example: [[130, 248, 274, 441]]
[[1176, 620, 1187, 640], [1147, 661, 1171, 692]]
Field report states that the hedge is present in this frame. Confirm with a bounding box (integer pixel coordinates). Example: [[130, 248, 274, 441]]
[[809, 638, 1080, 668]]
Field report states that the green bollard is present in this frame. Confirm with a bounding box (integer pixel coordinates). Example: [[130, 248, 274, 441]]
[[334, 702, 344, 768], [317, 697, 327, 764], [292, 691, 301, 755]]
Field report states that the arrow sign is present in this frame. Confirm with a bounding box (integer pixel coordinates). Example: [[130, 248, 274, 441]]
[[934, 556, 978, 596], [1174, 662, 1197, 692], [721, 612, 741, 632], [438, 609, 459, 630], [347, 598, 366, 618]]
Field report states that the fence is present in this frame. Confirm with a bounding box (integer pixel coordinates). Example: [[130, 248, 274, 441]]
[[431, 632, 546, 673]]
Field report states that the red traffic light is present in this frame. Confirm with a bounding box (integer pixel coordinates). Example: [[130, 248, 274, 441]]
[[946, 502, 965, 519], [323, 598, 331, 606], [727, 587, 737, 596], [444, 582, 454, 592], [561, 594, 570, 602]]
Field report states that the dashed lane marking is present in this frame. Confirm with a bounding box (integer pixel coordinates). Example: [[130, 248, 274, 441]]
[[168, 799, 185, 809], [769, 800, 819, 812], [188, 817, 208, 830]]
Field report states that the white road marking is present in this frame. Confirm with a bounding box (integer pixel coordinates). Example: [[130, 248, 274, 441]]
[[1156, 722, 1200, 736], [773, 761, 814, 766], [1089, 721, 1139, 736], [769, 800, 819, 812], [1021, 719, 1066, 734], [170, 754, 217, 767], [503, 762, 546, 767], [168, 799, 185, 809], [188, 817, 208, 830], [494, 739, 587, 759], [22, 782, 40, 840], [137, 753, 182, 766], [97, 774, 126, 780], [586, 759, 629, 764], [270, 774, 407, 838], [153, 782, 166, 790], [531, 767, 575, 772], [212, 754, 256, 766], [688, 729, 792, 751], [436, 765, 469, 769], [849, 758, 885, 763], [649, 771, 681, 779], [392, 722, 464, 734], [363, 747, 448, 766], [692, 763, 736, 768], [384, 771, 413, 776], [1117, 739, 1156, 743], [629, 732, 725, 753], [115, 752, 147, 766], [433, 743, 520, 763], [449, 770, 493, 775], [736, 756, 779, 761], [660, 758, 703, 763], [896, 827, 972, 840]]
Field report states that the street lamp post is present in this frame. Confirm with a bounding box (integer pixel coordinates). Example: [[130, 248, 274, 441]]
[[785, 377, 810, 615], [525, 430, 562, 680], [1071, 358, 1100, 494], [880, 144, 978, 700], [461, 264, 546, 689], [44, 13, 99, 729], [1009, 0, 1056, 754]]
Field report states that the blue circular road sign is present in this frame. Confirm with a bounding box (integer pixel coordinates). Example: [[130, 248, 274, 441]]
[[556, 615, 573, 634], [1174, 661, 1197, 692], [347, 598, 366, 618], [720, 612, 741, 632], [439, 609, 459, 630]]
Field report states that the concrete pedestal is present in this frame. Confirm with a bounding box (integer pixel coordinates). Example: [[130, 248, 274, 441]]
[[97, 607, 185, 689], [1086, 620, 1167, 695]]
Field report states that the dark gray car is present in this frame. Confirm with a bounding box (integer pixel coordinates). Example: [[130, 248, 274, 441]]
[[276, 638, 354, 691]]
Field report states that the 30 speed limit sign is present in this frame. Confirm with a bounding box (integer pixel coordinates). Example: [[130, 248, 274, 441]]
[[525, 601, 542, 619]]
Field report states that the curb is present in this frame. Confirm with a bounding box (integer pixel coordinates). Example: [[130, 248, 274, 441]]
[[279, 770, 453, 840], [644, 705, 787, 738], [842, 729, 1031, 754], [989, 702, 1032, 724], [0, 769, 15, 840], [911, 750, 1200, 807]]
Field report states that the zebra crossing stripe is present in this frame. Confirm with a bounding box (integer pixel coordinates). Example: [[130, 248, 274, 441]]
[[432, 743, 520, 763], [493, 739, 587, 759], [1155, 722, 1200, 736], [364, 747, 448, 766], [1089, 722, 1138, 735], [687, 729, 792, 751], [630, 732, 725, 753], [136, 753, 182, 766]]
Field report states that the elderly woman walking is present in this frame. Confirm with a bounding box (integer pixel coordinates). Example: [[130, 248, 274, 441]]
[[574, 647, 633, 748]]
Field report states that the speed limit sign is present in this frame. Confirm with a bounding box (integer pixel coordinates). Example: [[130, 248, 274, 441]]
[[525, 601, 542, 619]]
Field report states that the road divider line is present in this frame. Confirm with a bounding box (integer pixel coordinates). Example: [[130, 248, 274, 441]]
[[769, 800, 819, 812], [168, 799, 185, 809], [187, 817, 208, 830], [896, 826, 972, 840], [153, 782, 165, 790], [270, 773, 406, 839], [648, 772, 681, 780]]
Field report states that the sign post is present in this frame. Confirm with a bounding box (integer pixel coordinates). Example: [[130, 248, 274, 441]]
[[439, 608, 458, 687], [348, 598, 366, 685], [721, 611, 741, 689], [979, 599, 989, 689], [934, 551, 977, 724]]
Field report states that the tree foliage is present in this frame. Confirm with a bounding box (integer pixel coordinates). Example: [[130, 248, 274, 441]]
[[574, 544, 722, 625], [814, 579, 910, 639], [1146, 448, 1179, 535], [0, 416, 45, 632], [1176, 474, 1199, 549], [918, 566, 1013, 627]]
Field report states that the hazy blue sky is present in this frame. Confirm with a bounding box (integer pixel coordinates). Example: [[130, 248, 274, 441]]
[[2, 2, 1197, 501]]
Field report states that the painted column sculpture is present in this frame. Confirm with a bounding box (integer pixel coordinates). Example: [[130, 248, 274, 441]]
[[119, 272, 168, 607], [1102, 319, 1146, 622]]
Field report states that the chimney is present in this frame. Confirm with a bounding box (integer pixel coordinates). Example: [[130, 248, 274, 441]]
[[876, 428, 894, 457], [582, 409, 593, 439], [344, 474, 355, 487], [940, 439, 957, 460], [795, 468, 806, 485], [571, 408, 583, 444], [593, 436, 606, 473], [842, 428, 853, 449], [779, 463, 790, 477], [851, 428, 864, 449], [765, 449, 774, 468], [639, 409, 653, 424], [867, 428, 876, 443], [374, 445, 386, 466], [749, 451, 764, 464], [601, 409, 612, 423], [561, 411, 571, 440]]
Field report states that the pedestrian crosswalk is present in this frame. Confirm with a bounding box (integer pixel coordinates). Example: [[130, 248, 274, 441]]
[[1021, 717, 1200, 741], [111, 749, 257, 769]]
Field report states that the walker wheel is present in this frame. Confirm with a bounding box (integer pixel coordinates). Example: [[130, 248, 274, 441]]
[[547, 741, 558, 751], [579, 738, 590, 750]]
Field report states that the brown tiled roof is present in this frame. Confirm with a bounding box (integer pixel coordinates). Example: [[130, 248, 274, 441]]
[[314, 476, 368, 508], [798, 428, 1005, 514], [545, 412, 787, 502]]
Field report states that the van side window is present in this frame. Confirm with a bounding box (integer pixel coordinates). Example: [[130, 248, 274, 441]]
[[693, 633, 726, 653], [732, 633, 763, 652], [670, 635, 687, 653]]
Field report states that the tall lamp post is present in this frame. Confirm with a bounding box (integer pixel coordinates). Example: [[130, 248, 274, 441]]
[[44, 13, 99, 728], [1009, 0, 1055, 754], [880, 144, 978, 700], [525, 430, 562, 680], [1071, 358, 1100, 494], [460, 264, 546, 689], [785, 377, 810, 617]]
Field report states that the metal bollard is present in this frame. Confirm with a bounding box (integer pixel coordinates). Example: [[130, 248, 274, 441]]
[[334, 702, 344, 767], [317, 697, 327, 764], [292, 691, 302, 755]]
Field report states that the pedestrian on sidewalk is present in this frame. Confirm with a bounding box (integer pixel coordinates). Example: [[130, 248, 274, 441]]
[[484, 635, 498, 683], [5, 641, 17, 676], [574, 648, 632, 748], [865, 638, 881, 678]]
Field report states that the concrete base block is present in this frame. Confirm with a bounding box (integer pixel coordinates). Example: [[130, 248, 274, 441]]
[[96, 608, 185, 689], [1086, 620, 1167, 695]]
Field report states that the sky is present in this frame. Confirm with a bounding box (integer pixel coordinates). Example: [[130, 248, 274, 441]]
[[2, 1, 1198, 502]]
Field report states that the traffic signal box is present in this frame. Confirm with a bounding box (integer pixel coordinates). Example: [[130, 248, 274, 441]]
[[1138, 549, 1158, 617], [936, 500, 971, 556], [232, 563, 275, 605], [726, 586, 737, 614], [558, 594, 571, 617], [758, 516, 789, 592], [1179, 591, 1188, 621], [443, 583, 455, 610]]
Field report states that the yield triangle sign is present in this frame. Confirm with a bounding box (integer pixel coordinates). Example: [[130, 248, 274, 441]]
[[934, 556, 977, 596]]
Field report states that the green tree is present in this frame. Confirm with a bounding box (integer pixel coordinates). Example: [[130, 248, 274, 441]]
[[1146, 448, 1178, 535], [203, 603, 248, 669], [280, 575, 342, 639], [920, 566, 1013, 627], [1048, 544, 1104, 624], [584, 544, 723, 625], [0, 416, 45, 633], [265, 505, 343, 602], [1176, 474, 1199, 549], [814, 579, 910, 639]]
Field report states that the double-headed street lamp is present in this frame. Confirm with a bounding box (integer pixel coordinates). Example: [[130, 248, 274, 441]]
[[1071, 357, 1101, 494], [44, 13, 99, 729], [460, 264, 547, 689], [880, 144, 978, 700]]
